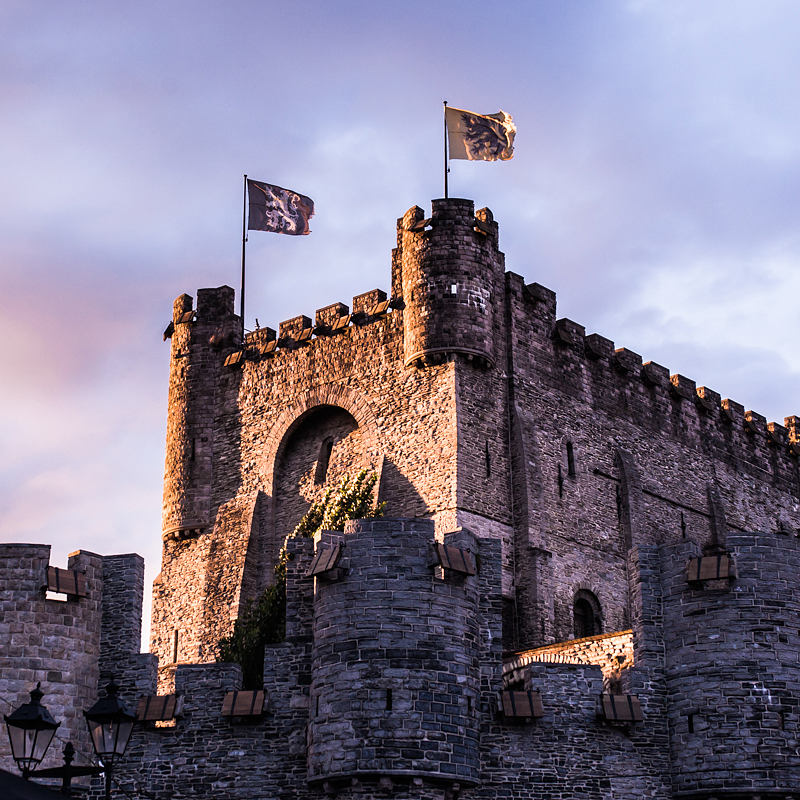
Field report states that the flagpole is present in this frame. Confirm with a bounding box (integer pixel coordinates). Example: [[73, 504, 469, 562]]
[[443, 101, 449, 199], [240, 174, 247, 342]]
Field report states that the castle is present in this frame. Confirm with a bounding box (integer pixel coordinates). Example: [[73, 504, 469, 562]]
[[2, 197, 799, 799]]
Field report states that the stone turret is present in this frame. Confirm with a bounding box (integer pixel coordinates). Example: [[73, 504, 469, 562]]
[[161, 286, 238, 540], [307, 519, 482, 790], [398, 198, 505, 369], [661, 532, 800, 797]]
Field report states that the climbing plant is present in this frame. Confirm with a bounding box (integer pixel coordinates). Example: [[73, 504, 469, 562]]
[[217, 469, 383, 689]]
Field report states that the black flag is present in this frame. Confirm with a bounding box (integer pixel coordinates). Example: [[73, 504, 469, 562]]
[[247, 180, 314, 235]]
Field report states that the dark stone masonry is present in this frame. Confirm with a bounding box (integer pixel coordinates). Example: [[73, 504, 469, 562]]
[[2, 198, 799, 798]]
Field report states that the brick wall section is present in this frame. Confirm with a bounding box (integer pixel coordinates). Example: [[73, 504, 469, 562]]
[[99, 552, 158, 716], [100, 554, 144, 672], [476, 662, 672, 800], [661, 531, 800, 797], [0, 545, 103, 773]]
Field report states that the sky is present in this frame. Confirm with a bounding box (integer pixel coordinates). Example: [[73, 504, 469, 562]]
[[2, 0, 799, 650]]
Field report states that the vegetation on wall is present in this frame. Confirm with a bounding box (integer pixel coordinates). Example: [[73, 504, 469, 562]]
[[217, 470, 384, 689]]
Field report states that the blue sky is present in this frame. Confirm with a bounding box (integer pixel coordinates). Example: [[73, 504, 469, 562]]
[[2, 1, 799, 647]]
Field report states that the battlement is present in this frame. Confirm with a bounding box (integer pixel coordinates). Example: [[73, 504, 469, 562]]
[[503, 270, 800, 515], [5, 517, 800, 798]]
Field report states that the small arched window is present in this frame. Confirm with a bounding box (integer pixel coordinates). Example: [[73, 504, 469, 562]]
[[573, 591, 602, 639], [314, 437, 334, 485]]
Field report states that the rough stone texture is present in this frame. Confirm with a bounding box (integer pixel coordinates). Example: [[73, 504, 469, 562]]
[[503, 630, 634, 690], [0, 545, 155, 789], [0, 545, 103, 774], [661, 532, 800, 798], [4, 197, 800, 798], [5, 521, 800, 799], [308, 520, 482, 786]]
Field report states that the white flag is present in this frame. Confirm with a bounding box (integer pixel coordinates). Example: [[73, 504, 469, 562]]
[[445, 106, 516, 161]]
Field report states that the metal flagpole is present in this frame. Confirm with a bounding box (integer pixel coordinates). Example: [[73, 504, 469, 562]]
[[240, 174, 248, 341], [443, 101, 449, 199]]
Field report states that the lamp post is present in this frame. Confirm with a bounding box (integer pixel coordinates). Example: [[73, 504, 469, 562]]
[[35, 740, 105, 797], [83, 677, 135, 800], [4, 683, 60, 779]]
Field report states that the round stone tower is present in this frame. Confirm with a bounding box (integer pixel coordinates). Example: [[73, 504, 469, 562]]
[[399, 198, 504, 368], [307, 518, 481, 791], [662, 532, 800, 797], [161, 286, 238, 540]]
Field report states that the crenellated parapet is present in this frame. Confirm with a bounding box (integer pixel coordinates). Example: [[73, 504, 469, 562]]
[[503, 269, 799, 487]]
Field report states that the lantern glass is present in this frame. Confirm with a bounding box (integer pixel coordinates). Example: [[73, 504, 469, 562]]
[[4, 684, 60, 776], [86, 718, 134, 763], [83, 678, 136, 769]]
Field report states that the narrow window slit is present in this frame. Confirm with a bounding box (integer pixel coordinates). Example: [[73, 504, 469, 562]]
[[688, 713, 695, 733], [566, 441, 575, 476], [173, 629, 179, 663], [386, 688, 393, 711], [485, 440, 491, 478], [314, 437, 334, 485]]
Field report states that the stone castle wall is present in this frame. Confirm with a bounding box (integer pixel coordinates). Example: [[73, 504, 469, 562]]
[[3, 520, 800, 797], [503, 270, 800, 649], [661, 532, 800, 797], [307, 520, 482, 786], [0, 545, 103, 773], [0, 546, 154, 781], [4, 198, 800, 798], [149, 197, 800, 666]]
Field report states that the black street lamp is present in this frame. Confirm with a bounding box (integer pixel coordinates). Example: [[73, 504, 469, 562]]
[[4, 683, 60, 779], [83, 678, 135, 800], [35, 741, 105, 797]]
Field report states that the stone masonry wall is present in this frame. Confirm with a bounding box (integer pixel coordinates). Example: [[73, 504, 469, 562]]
[[307, 519, 481, 787], [150, 196, 800, 733], [151, 289, 462, 665], [6, 522, 800, 797], [504, 269, 800, 650], [661, 532, 800, 797], [477, 662, 672, 800], [503, 630, 634, 690], [0, 545, 103, 774]]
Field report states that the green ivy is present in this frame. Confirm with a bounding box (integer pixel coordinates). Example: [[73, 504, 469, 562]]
[[217, 470, 383, 689]]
